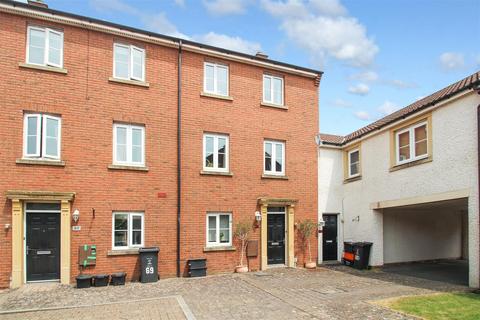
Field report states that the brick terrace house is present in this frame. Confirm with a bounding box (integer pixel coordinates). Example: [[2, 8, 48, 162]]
[[0, 0, 321, 288]]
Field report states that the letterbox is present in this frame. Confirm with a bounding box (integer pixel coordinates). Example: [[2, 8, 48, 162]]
[[246, 240, 258, 257], [78, 245, 97, 267]]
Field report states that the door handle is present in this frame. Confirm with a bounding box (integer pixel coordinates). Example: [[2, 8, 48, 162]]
[[271, 242, 279, 246], [326, 240, 333, 243]]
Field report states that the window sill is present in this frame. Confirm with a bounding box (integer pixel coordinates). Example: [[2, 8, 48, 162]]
[[262, 174, 288, 180], [200, 92, 234, 101], [200, 170, 233, 177], [390, 157, 432, 172], [343, 175, 362, 184], [203, 246, 236, 252], [260, 102, 288, 110], [16, 158, 66, 167], [108, 77, 150, 88], [19, 63, 68, 74], [107, 248, 140, 256], [108, 164, 149, 171]]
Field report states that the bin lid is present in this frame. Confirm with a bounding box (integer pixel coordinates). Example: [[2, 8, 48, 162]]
[[139, 247, 159, 253], [94, 274, 109, 278], [111, 272, 126, 277], [354, 242, 373, 247], [187, 258, 207, 262], [76, 274, 93, 280]]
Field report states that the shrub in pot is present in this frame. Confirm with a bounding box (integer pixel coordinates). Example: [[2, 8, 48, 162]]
[[298, 219, 317, 269], [234, 219, 252, 273]]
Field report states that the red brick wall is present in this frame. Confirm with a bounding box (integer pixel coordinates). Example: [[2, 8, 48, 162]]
[[0, 12, 318, 288]]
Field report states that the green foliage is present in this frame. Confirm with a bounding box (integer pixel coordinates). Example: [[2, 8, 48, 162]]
[[297, 219, 317, 240], [234, 219, 252, 240], [388, 293, 480, 320]]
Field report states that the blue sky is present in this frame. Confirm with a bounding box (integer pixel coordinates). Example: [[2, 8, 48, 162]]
[[35, 0, 479, 135]]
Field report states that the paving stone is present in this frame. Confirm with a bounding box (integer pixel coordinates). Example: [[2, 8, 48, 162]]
[[0, 266, 470, 320]]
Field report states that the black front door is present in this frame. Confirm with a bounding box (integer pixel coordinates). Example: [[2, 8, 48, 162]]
[[267, 214, 285, 265], [322, 214, 338, 261], [26, 213, 60, 281]]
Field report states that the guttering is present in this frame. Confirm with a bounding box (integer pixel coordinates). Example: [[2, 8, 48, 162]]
[[0, 0, 321, 78], [176, 40, 182, 278]]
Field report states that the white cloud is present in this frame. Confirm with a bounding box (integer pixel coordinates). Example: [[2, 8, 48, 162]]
[[90, 0, 260, 54], [349, 71, 378, 82], [354, 111, 371, 121], [331, 98, 352, 108], [90, 0, 189, 38], [203, 0, 249, 15], [261, 0, 378, 67], [141, 13, 189, 39], [377, 100, 399, 116], [310, 0, 347, 17], [174, 0, 185, 7], [386, 79, 416, 89], [348, 83, 370, 95], [261, 0, 308, 18], [194, 32, 261, 54], [439, 52, 465, 71]]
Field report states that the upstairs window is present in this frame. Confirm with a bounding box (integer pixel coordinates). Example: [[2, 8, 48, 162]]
[[113, 123, 145, 166], [23, 114, 61, 160], [113, 43, 145, 82], [203, 133, 229, 172], [347, 149, 360, 178], [27, 26, 64, 68], [112, 212, 144, 249], [206, 213, 232, 247], [263, 74, 284, 106], [395, 121, 428, 165], [204, 62, 229, 96], [264, 140, 285, 176]]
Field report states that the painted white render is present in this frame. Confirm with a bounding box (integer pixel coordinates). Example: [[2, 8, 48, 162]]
[[318, 91, 480, 287]]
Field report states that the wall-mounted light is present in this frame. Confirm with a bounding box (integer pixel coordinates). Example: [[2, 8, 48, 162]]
[[72, 209, 80, 223], [255, 211, 262, 222], [314, 133, 321, 146], [4, 224, 11, 230], [352, 215, 360, 222]]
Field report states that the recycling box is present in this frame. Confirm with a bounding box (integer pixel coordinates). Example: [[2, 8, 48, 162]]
[[139, 247, 159, 283]]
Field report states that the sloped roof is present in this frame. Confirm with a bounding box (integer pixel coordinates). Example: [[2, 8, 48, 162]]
[[320, 71, 480, 146]]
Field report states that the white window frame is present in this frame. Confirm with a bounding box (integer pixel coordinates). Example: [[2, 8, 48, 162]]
[[347, 148, 360, 178], [263, 74, 284, 106], [113, 43, 146, 82], [264, 140, 285, 176], [112, 212, 145, 250], [23, 113, 61, 160], [202, 133, 229, 173], [113, 123, 145, 167], [395, 121, 428, 165], [26, 26, 64, 68], [206, 213, 232, 247], [203, 62, 229, 96]]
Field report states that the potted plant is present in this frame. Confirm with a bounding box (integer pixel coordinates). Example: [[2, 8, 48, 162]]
[[298, 219, 317, 269], [234, 219, 252, 273]]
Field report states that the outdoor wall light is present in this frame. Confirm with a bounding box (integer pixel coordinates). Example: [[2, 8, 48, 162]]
[[72, 209, 80, 223], [255, 211, 262, 222], [4, 224, 11, 230]]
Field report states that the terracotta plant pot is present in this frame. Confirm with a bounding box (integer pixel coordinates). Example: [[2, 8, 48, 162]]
[[235, 266, 249, 273], [305, 262, 317, 269]]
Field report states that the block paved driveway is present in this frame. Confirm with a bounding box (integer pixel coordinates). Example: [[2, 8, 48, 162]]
[[0, 265, 470, 320]]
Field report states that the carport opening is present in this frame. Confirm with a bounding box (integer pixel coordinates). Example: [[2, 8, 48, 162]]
[[382, 198, 468, 286]]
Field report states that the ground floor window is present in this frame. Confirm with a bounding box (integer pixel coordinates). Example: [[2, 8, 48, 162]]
[[112, 212, 144, 249], [206, 213, 232, 247]]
